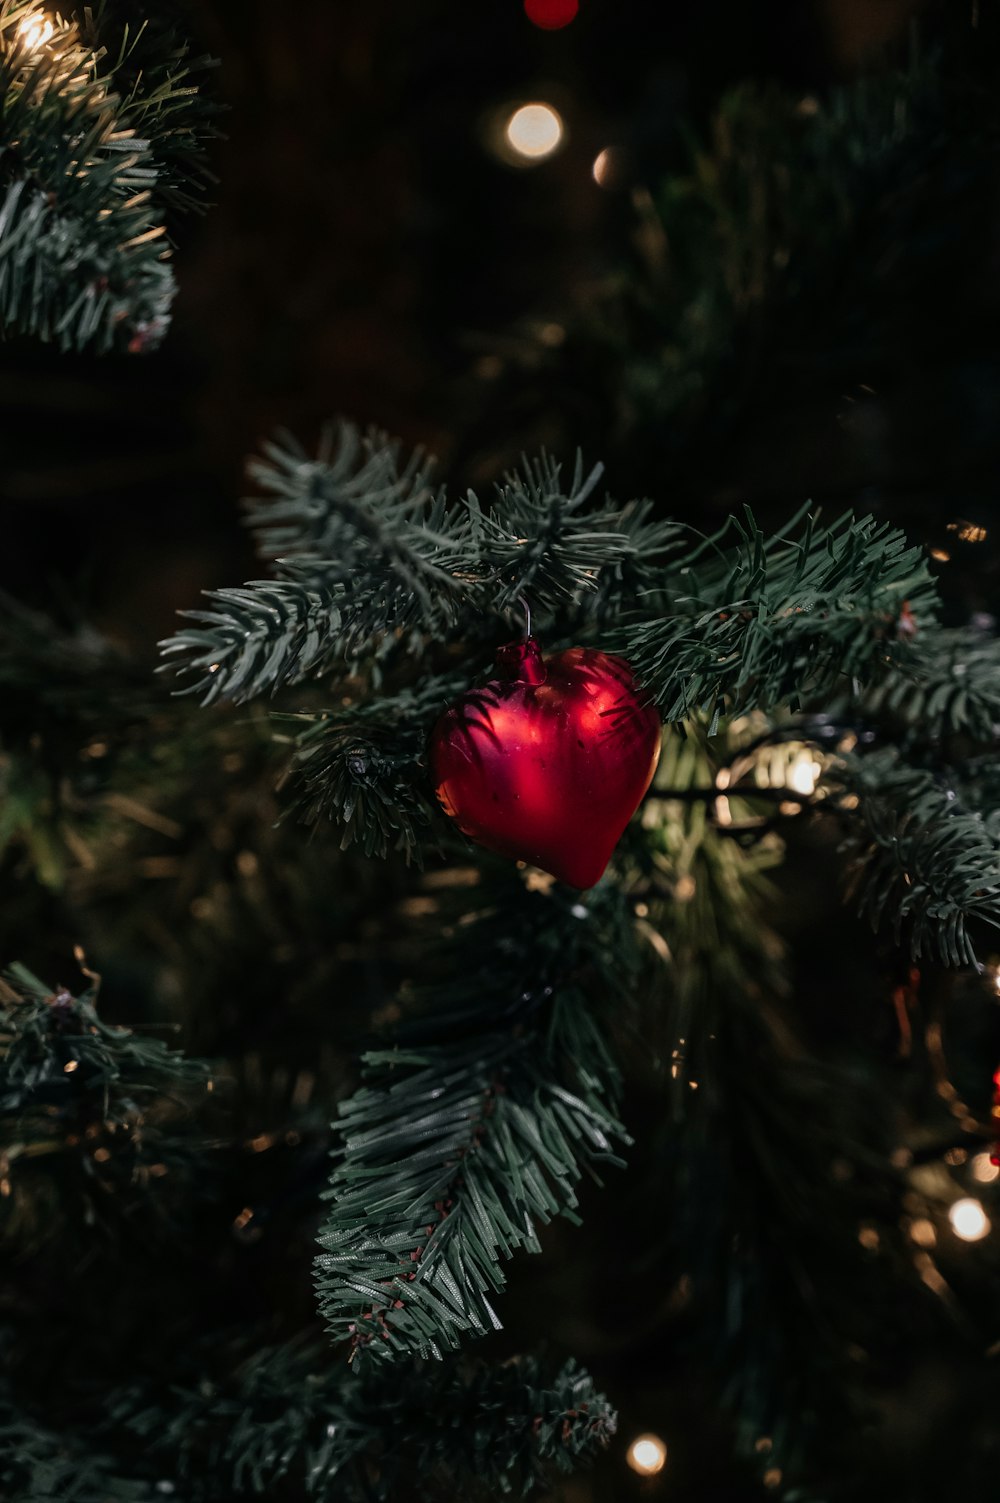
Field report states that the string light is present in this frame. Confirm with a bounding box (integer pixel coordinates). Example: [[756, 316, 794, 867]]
[[627, 1434, 667, 1476], [787, 751, 822, 797], [593, 147, 616, 187], [947, 520, 987, 543], [17, 12, 55, 48], [908, 1218, 937, 1248], [503, 102, 564, 163], [948, 1197, 990, 1242], [972, 1152, 999, 1184]]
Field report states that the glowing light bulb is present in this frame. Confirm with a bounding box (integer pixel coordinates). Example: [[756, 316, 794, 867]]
[[908, 1217, 937, 1248], [972, 1152, 1000, 1184], [592, 147, 613, 186], [627, 1434, 667, 1476], [787, 753, 821, 797], [17, 12, 54, 48], [504, 102, 564, 162], [949, 1197, 990, 1241]]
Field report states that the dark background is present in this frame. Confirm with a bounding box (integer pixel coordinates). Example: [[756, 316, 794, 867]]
[[7, 0, 992, 644]]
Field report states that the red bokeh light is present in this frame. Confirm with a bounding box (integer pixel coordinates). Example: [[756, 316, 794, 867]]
[[524, 0, 579, 31]]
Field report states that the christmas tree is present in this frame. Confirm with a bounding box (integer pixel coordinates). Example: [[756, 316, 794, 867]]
[[4, 2, 1000, 1500]]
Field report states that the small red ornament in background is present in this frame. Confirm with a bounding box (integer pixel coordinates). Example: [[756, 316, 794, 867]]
[[429, 636, 661, 888], [524, 0, 579, 30], [990, 1064, 1000, 1166], [897, 599, 918, 640]]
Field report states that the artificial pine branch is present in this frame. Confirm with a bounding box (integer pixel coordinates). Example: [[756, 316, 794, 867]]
[[582, 493, 684, 620], [111, 1343, 615, 1500], [161, 422, 679, 704], [625, 505, 937, 726], [0, 963, 214, 1250], [0, 591, 152, 728], [0, 0, 215, 353], [163, 425, 465, 703], [0, 593, 204, 887], [158, 425, 1000, 981], [246, 422, 442, 566], [77, 0, 219, 214], [859, 622, 1000, 744], [315, 879, 638, 1364], [649, 706, 1000, 969], [633, 730, 909, 1489], [541, 55, 960, 456], [461, 450, 632, 610], [836, 749, 1000, 966], [163, 431, 937, 738], [282, 672, 470, 859], [0, 1391, 155, 1503], [160, 573, 351, 706]]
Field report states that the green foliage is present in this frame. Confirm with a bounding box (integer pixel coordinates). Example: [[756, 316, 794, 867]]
[[836, 749, 1000, 967], [113, 1342, 615, 1501], [635, 729, 915, 1485], [162, 429, 938, 740], [161, 573, 350, 706], [161, 425, 969, 981], [161, 421, 679, 704], [0, 963, 214, 1248], [315, 880, 638, 1364], [459, 451, 639, 612], [163, 424, 462, 703], [515, 57, 963, 474], [626, 505, 937, 725], [0, 1392, 155, 1503], [0, 0, 215, 354], [620, 70, 931, 416], [246, 421, 442, 565], [7, 22, 1000, 1503], [0, 591, 151, 730], [282, 672, 469, 860], [158, 419, 1000, 991], [0, 594, 157, 881], [77, 0, 219, 215], [860, 623, 1000, 744]]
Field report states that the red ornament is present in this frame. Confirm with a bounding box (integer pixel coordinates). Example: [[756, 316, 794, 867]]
[[991, 1063, 1000, 1166], [524, 0, 579, 30], [429, 636, 661, 888]]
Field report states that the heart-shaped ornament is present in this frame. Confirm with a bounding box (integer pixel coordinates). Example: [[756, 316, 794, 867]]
[[429, 637, 662, 887]]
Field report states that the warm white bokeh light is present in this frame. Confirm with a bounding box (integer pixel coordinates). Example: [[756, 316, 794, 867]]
[[972, 1152, 1000, 1184], [17, 12, 55, 47], [949, 1197, 990, 1242], [592, 147, 612, 186], [787, 753, 822, 797], [627, 1434, 667, 1476], [504, 102, 564, 162], [908, 1217, 937, 1248]]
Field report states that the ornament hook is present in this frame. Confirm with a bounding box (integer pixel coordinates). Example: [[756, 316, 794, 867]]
[[519, 596, 532, 641]]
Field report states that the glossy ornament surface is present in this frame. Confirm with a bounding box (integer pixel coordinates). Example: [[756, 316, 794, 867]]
[[429, 637, 661, 888], [524, 0, 579, 29]]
